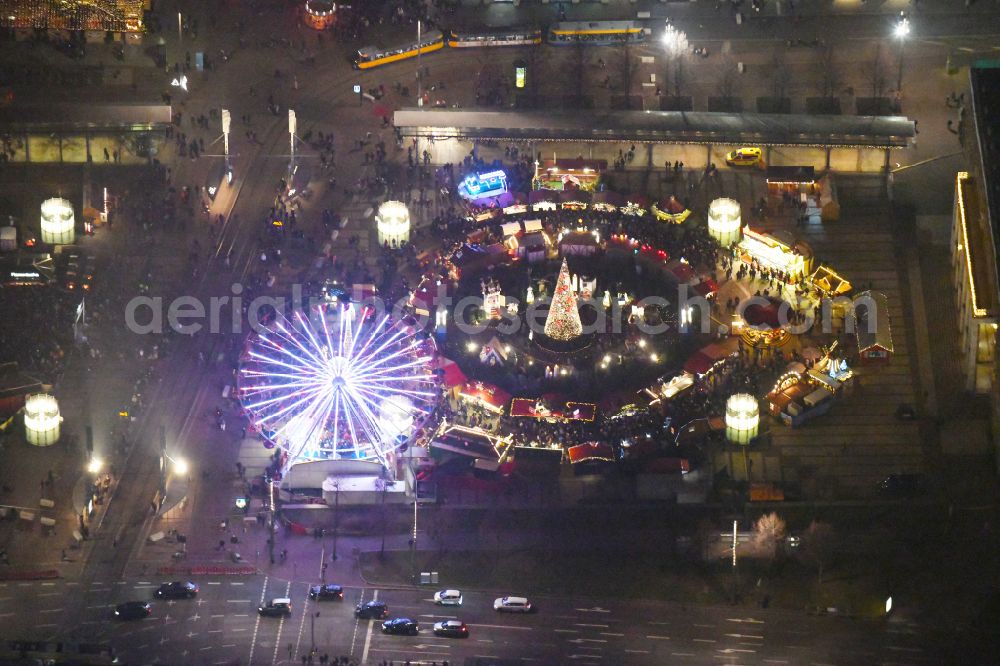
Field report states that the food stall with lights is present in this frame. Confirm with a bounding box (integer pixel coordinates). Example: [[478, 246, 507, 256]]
[[458, 169, 509, 201], [303, 1, 338, 30], [738, 228, 813, 282], [533, 158, 605, 192], [458, 381, 512, 414]]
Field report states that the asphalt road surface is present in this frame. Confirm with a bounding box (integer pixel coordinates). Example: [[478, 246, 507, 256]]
[[1, 576, 936, 665]]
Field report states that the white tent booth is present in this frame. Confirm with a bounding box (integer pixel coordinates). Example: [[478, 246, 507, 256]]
[[24, 393, 62, 446], [376, 200, 411, 247], [40, 198, 76, 245]]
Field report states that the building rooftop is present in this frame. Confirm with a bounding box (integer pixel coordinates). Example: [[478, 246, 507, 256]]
[[970, 66, 1000, 276], [394, 108, 915, 148], [0, 0, 145, 33]]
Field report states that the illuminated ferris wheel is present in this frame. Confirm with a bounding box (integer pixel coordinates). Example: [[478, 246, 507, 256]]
[[239, 304, 439, 471]]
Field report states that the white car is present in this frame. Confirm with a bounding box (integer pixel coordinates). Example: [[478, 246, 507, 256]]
[[493, 596, 532, 613], [433, 589, 463, 606]]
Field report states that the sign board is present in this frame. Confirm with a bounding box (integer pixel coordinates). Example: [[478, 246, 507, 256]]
[[353, 84, 361, 94], [515, 66, 526, 89]]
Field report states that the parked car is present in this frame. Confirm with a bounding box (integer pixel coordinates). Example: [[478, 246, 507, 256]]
[[432, 589, 463, 606], [258, 598, 292, 617], [309, 584, 344, 601], [725, 147, 762, 166], [493, 596, 533, 613], [381, 618, 419, 635], [355, 600, 388, 619], [114, 601, 151, 621], [433, 620, 469, 638], [155, 581, 199, 599]]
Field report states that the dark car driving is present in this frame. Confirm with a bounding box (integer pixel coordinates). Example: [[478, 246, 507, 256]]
[[114, 601, 151, 621], [309, 584, 344, 601], [155, 581, 199, 599], [258, 598, 292, 617], [354, 600, 388, 619], [381, 618, 419, 635], [433, 620, 469, 638]]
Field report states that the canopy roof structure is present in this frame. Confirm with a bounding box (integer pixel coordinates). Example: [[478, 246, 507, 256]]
[[0, 104, 172, 133], [394, 109, 915, 149], [1, 1, 145, 33]]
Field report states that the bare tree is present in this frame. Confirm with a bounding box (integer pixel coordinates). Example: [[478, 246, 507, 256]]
[[662, 25, 689, 98], [816, 45, 842, 97], [865, 44, 888, 98], [752, 512, 787, 562], [768, 48, 793, 99], [801, 520, 838, 584], [716, 55, 741, 100]]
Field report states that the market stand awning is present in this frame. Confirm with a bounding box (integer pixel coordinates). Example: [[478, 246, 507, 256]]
[[567, 442, 616, 464]]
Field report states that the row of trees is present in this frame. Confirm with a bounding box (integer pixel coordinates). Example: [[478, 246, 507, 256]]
[[753, 512, 838, 583]]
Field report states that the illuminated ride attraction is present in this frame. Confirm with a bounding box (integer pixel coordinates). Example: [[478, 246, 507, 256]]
[[239, 304, 440, 477]]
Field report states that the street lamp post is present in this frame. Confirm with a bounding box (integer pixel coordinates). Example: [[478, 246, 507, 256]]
[[330, 481, 339, 561], [894, 15, 911, 93]]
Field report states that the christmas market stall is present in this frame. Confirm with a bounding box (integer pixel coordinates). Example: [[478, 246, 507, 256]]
[[458, 381, 512, 414], [533, 158, 606, 192], [738, 228, 813, 283], [651, 195, 691, 224], [854, 290, 893, 364]]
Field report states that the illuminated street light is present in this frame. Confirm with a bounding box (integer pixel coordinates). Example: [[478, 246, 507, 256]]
[[87, 457, 103, 475], [894, 15, 911, 93], [172, 457, 189, 476]]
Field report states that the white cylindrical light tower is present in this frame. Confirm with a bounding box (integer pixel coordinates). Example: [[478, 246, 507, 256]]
[[725, 393, 759, 445], [40, 198, 76, 245], [708, 197, 742, 247], [24, 393, 62, 447], [376, 200, 411, 247]]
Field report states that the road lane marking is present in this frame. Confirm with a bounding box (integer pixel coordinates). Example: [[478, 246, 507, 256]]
[[38, 593, 59, 597], [694, 623, 716, 628], [648, 621, 670, 625], [270, 580, 292, 664], [360, 589, 378, 664], [646, 635, 671, 640], [200, 646, 213, 651], [41, 583, 55, 587], [554, 629, 579, 634], [692, 638, 716, 643], [86, 605, 107, 609], [207, 582, 221, 585], [625, 649, 650, 654], [475, 656, 500, 659], [726, 617, 765, 624], [246, 575, 268, 666], [232, 614, 249, 618], [574, 623, 608, 628], [226, 599, 252, 603], [887, 646, 924, 652], [229, 582, 244, 585], [671, 653, 696, 657], [40, 608, 63, 613], [600, 632, 625, 637], [725, 633, 764, 639], [208, 629, 223, 633], [293, 591, 309, 661]]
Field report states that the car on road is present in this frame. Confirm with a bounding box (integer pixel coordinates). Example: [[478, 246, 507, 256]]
[[354, 600, 388, 619], [879, 473, 930, 498], [433, 589, 463, 606], [309, 584, 344, 601], [114, 601, 151, 621], [493, 596, 533, 613], [381, 618, 419, 635], [433, 620, 469, 638], [154, 581, 199, 599], [725, 147, 762, 167], [258, 598, 292, 617]]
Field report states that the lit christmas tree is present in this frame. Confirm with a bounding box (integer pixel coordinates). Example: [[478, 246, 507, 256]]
[[543, 259, 583, 341]]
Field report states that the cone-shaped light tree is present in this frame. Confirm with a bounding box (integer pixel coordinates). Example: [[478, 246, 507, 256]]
[[543, 259, 584, 341]]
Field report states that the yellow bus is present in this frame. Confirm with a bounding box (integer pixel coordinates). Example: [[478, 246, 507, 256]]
[[353, 30, 445, 69], [546, 21, 646, 46]]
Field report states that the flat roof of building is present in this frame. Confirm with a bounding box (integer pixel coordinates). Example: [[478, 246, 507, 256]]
[[393, 108, 915, 148], [970, 67, 1000, 273], [0, 104, 172, 132]]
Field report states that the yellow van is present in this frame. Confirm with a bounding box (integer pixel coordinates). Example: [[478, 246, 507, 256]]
[[725, 147, 762, 166]]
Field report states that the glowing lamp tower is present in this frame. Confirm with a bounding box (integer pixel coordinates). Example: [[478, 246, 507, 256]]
[[24, 394, 62, 446], [40, 198, 75, 245], [708, 198, 742, 247], [376, 201, 411, 247], [239, 304, 438, 478], [543, 259, 583, 341], [725, 393, 759, 445]]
